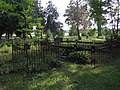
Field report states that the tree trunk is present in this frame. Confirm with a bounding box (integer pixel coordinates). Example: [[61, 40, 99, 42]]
[[97, 22, 102, 37], [76, 0, 81, 40], [6, 32, 10, 39], [8, 32, 10, 39], [0, 35, 1, 39], [116, 0, 119, 38], [116, 18, 119, 37], [23, 31, 27, 39], [117, 0, 119, 32]]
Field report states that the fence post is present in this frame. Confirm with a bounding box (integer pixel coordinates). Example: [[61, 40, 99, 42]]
[[91, 41, 95, 66], [75, 40, 78, 49], [12, 40, 14, 70]]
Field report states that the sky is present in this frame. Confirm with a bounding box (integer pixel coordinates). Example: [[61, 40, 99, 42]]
[[41, 0, 120, 30], [41, 0, 70, 31]]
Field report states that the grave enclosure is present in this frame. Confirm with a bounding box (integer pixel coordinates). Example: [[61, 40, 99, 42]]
[[10, 39, 120, 73]]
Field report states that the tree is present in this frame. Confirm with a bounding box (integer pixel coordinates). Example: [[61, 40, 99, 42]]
[[109, 0, 120, 38], [44, 1, 62, 38], [52, 21, 64, 37], [15, 0, 36, 39], [31, 0, 44, 39], [0, 0, 45, 39], [64, 0, 90, 40], [0, 0, 19, 39], [106, 0, 120, 38], [88, 0, 107, 37]]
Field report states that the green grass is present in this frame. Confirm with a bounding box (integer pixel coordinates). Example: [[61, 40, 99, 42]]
[[0, 40, 12, 62], [0, 38, 119, 90], [1, 59, 120, 90], [63, 35, 105, 42]]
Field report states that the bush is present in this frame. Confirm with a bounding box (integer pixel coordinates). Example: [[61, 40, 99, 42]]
[[81, 31, 88, 36], [0, 40, 12, 48], [97, 36, 105, 39], [88, 29, 97, 37], [67, 51, 91, 64], [46, 30, 53, 40]]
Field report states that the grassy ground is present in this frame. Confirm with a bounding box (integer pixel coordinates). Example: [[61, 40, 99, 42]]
[[63, 35, 105, 42], [0, 38, 119, 90], [1, 59, 120, 90]]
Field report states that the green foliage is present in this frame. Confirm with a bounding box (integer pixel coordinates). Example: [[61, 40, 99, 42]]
[[0, 0, 43, 39], [0, 41, 12, 62], [12, 38, 24, 45], [88, 29, 97, 37], [0, 40, 12, 48], [81, 31, 88, 37], [46, 1, 59, 19], [0, 12, 19, 39], [69, 25, 78, 36], [64, 0, 89, 26], [88, 0, 107, 36], [44, 1, 64, 38], [64, 0, 91, 40], [35, 30, 41, 37], [56, 29, 64, 38], [46, 30, 53, 40], [69, 51, 90, 60]]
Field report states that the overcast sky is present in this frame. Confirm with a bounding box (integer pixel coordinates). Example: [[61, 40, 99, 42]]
[[41, 0, 70, 31]]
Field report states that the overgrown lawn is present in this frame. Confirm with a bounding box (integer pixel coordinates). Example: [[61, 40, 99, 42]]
[[1, 60, 120, 90]]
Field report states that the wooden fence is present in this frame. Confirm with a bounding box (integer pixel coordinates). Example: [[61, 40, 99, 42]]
[[11, 39, 120, 72]]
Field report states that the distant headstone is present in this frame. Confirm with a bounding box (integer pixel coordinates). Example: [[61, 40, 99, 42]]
[[54, 37, 63, 45], [33, 26, 37, 30]]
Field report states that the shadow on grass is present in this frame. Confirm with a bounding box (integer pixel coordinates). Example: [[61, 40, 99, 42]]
[[1, 60, 120, 90]]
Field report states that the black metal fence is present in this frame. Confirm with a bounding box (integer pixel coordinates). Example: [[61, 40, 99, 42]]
[[11, 40, 62, 72], [11, 39, 120, 72]]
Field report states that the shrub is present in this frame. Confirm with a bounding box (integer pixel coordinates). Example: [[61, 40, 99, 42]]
[[46, 30, 53, 40], [69, 51, 90, 59], [81, 31, 88, 36], [97, 36, 105, 39], [88, 29, 97, 37], [68, 51, 91, 64]]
